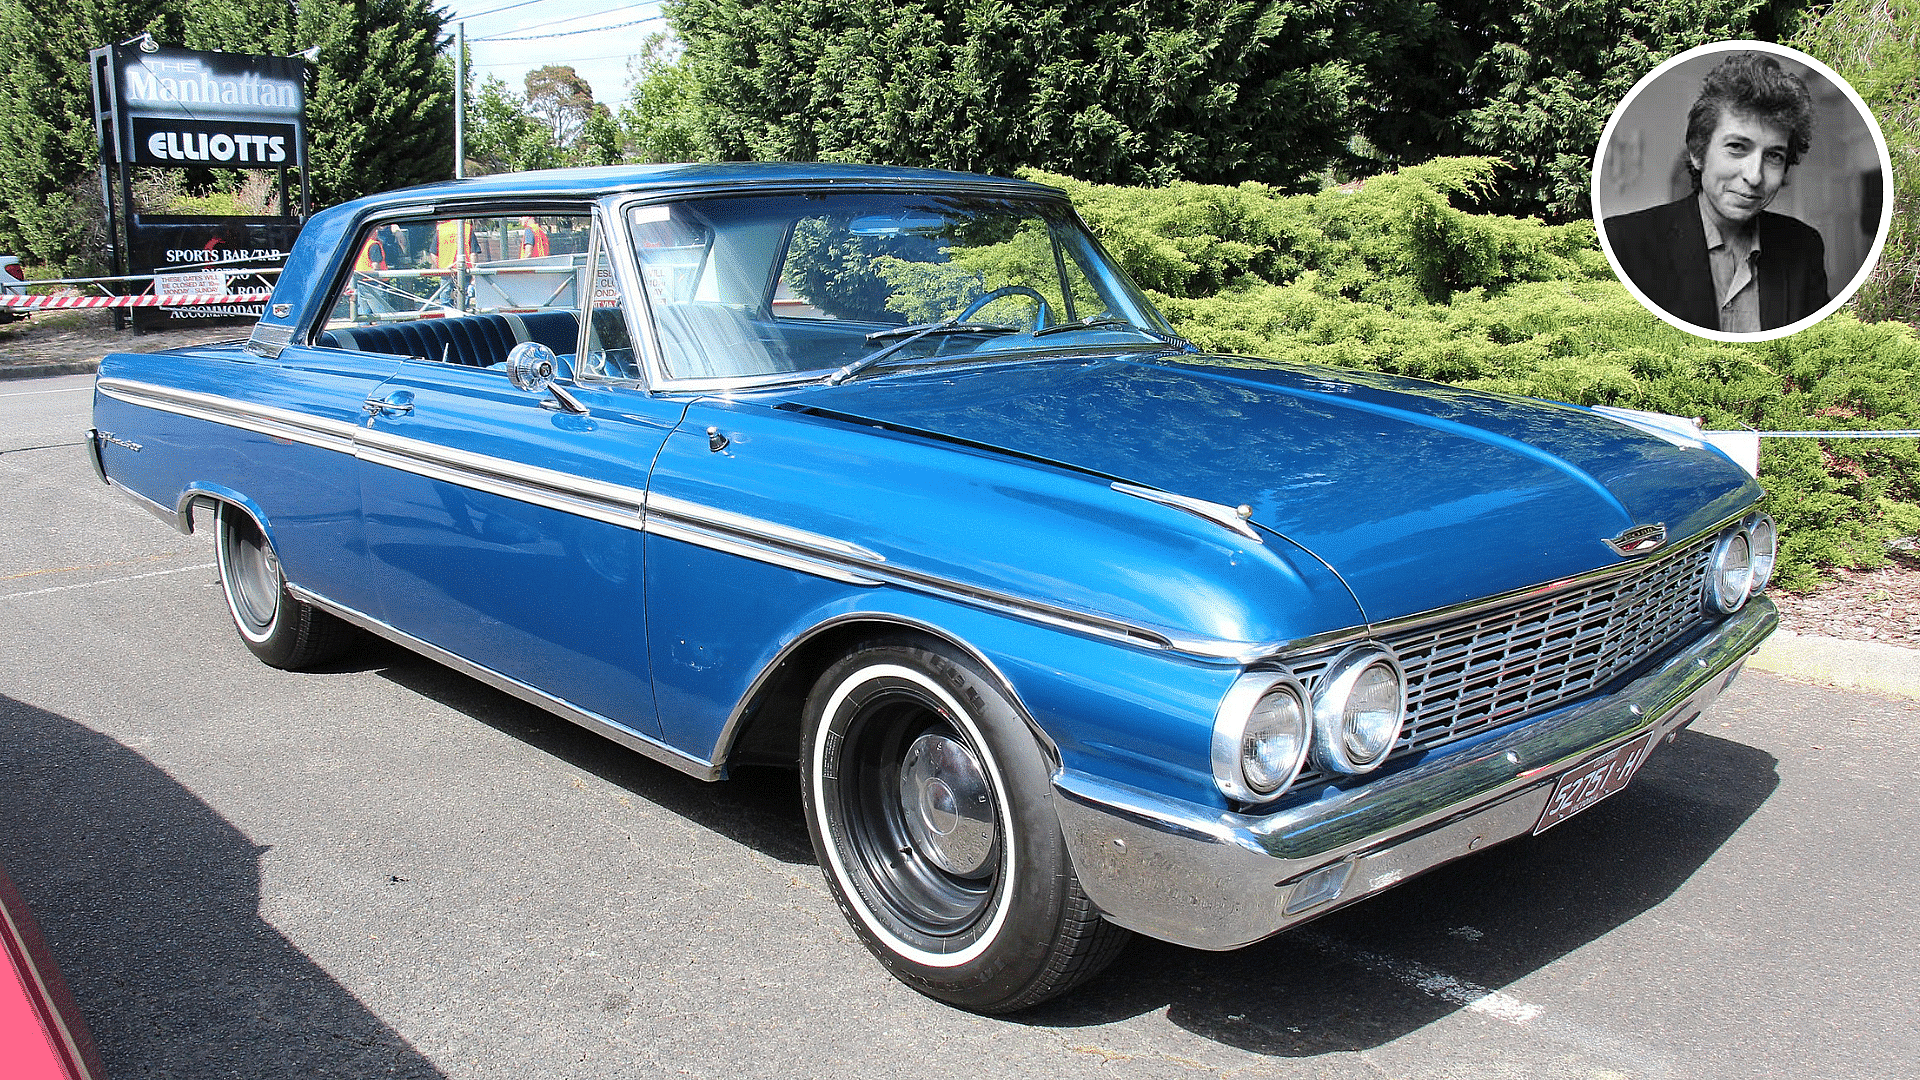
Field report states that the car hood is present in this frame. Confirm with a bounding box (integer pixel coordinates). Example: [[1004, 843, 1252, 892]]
[[779, 355, 1762, 623]]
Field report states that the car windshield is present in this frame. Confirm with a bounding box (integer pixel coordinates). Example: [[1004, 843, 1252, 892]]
[[621, 191, 1179, 382]]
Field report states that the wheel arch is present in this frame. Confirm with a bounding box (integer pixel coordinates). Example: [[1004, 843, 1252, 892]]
[[174, 483, 271, 539], [717, 613, 1058, 775]]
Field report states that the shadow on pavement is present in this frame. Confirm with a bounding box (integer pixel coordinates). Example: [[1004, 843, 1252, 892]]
[[356, 638, 1777, 1058], [368, 641, 815, 867], [1022, 727, 1779, 1053], [0, 693, 446, 1079]]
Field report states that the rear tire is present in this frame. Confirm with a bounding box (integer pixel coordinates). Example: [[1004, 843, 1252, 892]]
[[215, 504, 355, 670], [801, 637, 1129, 1012]]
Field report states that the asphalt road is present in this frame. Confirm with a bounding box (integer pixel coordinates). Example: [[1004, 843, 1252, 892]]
[[3, 372, 1917, 1079]]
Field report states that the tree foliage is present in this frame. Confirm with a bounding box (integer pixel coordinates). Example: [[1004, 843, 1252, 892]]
[[1363, 0, 1780, 219], [664, 0, 1798, 215], [0, 0, 171, 269], [0, 0, 451, 268], [668, 0, 1407, 188], [288, 0, 453, 206], [1789, 0, 1920, 325], [465, 67, 620, 175], [618, 32, 713, 163], [467, 75, 560, 174], [524, 64, 596, 147]]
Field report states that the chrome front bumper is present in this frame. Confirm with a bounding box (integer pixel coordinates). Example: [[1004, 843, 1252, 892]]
[[1052, 597, 1778, 950]]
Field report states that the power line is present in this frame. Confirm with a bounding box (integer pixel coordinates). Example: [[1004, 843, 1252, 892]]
[[470, 2, 657, 39], [471, 49, 645, 68], [476, 14, 665, 41], [445, 0, 552, 22]]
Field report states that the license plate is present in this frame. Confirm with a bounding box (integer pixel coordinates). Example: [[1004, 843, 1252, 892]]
[[1533, 732, 1657, 834]]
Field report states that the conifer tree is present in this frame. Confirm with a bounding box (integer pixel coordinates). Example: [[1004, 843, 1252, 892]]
[[0, 0, 451, 267], [0, 0, 174, 267], [669, 0, 1392, 189]]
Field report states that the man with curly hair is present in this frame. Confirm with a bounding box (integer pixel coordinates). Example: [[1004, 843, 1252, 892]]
[[1604, 52, 1830, 333]]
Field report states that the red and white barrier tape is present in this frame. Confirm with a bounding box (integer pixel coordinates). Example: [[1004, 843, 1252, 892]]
[[0, 293, 268, 310]]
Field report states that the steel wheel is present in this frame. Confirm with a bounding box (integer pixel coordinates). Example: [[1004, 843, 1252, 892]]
[[215, 504, 355, 670], [802, 637, 1128, 1012]]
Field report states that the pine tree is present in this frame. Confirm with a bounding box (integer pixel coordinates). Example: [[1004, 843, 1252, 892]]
[[668, 0, 1393, 190], [294, 0, 452, 206], [0, 0, 174, 268], [0, 0, 451, 268]]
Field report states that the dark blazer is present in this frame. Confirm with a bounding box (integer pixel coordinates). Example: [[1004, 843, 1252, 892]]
[[1603, 196, 1829, 332]]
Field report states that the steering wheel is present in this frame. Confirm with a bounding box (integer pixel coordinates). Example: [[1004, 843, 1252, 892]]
[[955, 285, 1050, 329]]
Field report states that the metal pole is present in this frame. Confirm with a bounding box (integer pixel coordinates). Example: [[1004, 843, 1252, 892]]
[[455, 21, 467, 179]]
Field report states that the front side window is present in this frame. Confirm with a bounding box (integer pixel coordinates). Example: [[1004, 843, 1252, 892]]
[[317, 213, 593, 369], [623, 192, 1172, 383]]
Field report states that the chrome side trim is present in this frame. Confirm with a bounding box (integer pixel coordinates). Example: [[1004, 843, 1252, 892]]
[[96, 378, 360, 455], [288, 584, 720, 781], [641, 495, 1237, 655], [1052, 596, 1776, 950], [1112, 481, 1262, 543], [353, 428, 648, 531], [119, 479, 184, 531], [94, 379, 1280, 660], [645, 493, 885, 563], [643, 518, 883, 587]]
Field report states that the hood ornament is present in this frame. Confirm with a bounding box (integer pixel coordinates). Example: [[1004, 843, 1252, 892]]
[[1605, 523, 1667, 557]]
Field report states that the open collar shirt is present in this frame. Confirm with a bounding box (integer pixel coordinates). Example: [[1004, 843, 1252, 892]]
[[1699, 194, 1763, 334]]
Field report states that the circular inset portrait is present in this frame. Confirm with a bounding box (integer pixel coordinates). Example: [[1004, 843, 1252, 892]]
[[1593, 41, 1892, 341]]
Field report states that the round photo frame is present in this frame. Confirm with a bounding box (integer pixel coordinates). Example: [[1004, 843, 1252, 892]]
[[1592, 40, 1893, 342]]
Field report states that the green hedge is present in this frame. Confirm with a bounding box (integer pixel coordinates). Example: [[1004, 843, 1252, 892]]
[[1027, 160, 1920, 591]]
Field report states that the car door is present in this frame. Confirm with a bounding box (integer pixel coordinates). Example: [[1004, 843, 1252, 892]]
[[357, 366, 683, 737], [352, 212, 684, 742]]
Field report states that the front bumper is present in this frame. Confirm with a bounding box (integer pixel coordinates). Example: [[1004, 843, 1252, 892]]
[[1052, 597, 1777, 950]]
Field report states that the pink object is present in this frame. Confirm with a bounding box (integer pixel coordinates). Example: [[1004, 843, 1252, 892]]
[[0, 867, 102, 1080]]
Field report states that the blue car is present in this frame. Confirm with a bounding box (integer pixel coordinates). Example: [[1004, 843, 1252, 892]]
[[90, 164, 1777, 1012]]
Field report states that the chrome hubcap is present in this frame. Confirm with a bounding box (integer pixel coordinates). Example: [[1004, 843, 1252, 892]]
[[898, 733, 996, 876]]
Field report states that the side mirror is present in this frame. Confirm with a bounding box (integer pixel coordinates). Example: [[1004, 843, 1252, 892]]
[[505, 341, 558, 394]]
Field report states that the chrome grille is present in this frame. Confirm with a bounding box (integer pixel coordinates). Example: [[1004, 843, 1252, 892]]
[[1292, 535, 1714, 788]]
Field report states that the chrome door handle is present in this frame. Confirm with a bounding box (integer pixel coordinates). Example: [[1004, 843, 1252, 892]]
[[362, 395, 414, 417]]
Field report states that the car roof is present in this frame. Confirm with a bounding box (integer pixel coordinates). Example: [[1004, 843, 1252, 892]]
[[343, 162, 1065, 212]]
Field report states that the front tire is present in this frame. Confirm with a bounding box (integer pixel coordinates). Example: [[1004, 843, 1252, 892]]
[[215, 504, 355, 670], [801, 637, 1128, 1012]]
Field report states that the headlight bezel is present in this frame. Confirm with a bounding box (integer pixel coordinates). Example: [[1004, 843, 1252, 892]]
[[1210, 671, 1312, 803], [1705, 522, 1756, 614], [1310, 645, 1407, 776], [1744, 511, 1777, 594]]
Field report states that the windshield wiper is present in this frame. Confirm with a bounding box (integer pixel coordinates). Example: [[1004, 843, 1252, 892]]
[[828, 321, 1019, 385], [1030, 316, 1198, 352]]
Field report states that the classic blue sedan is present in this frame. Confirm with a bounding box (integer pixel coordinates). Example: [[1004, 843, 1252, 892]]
[[90, 164, 1777, 1012]]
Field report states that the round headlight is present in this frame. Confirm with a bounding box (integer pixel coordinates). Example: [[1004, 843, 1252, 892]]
[[1706, 527, 1754, 613], [1212, 674, 1310, 802], [1746, 512, 1777, 593], [1311, 646, 1406, 775]]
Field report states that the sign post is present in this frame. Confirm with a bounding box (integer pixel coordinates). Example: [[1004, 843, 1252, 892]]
[[89, 40, 308, 329]]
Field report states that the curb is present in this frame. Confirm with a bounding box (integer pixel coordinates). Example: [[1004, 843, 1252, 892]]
[[0, 360, 100, 381], [1750, 628, 1920, 700]]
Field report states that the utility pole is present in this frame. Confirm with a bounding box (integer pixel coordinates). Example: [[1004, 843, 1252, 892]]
[[455, 21, 467, 179]]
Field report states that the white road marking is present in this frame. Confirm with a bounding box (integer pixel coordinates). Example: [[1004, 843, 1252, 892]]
[[1296, 930, 1546, 1025], [0, 562, 214, 601], [0, 385, 92, 398]]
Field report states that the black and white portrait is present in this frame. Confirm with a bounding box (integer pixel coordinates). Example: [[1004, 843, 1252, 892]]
[[1594, 42, 1891, 341]]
